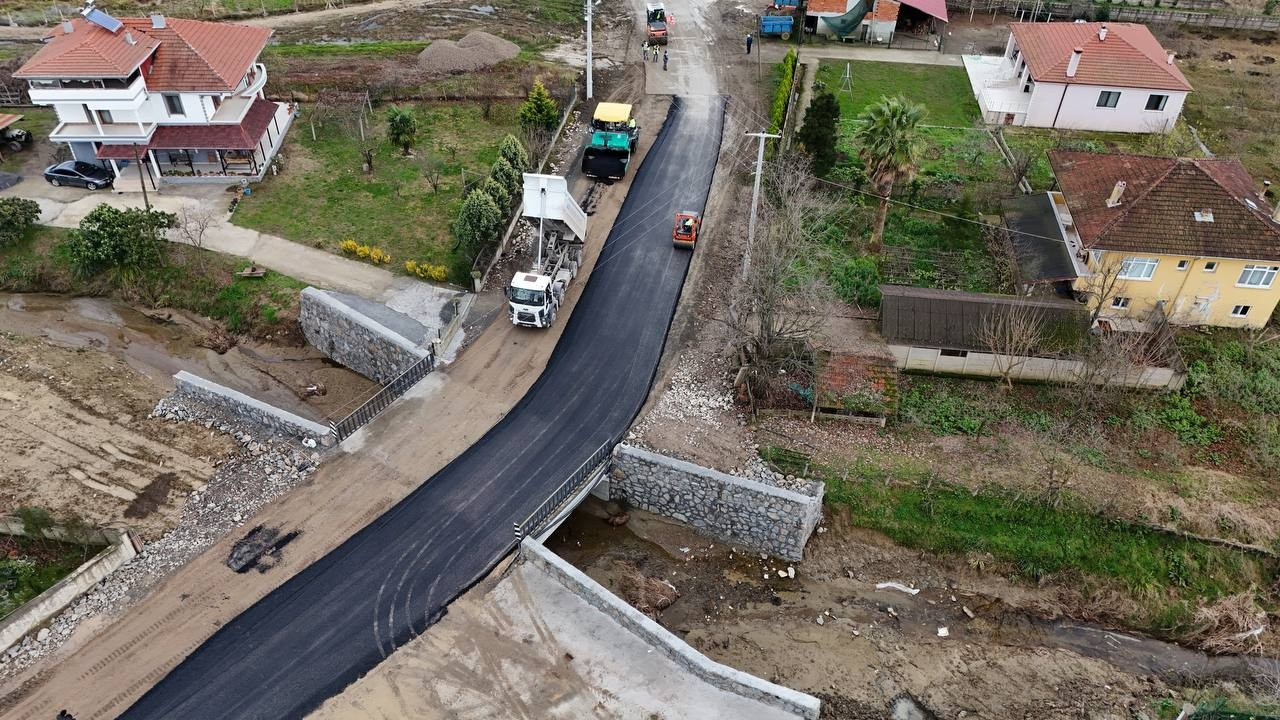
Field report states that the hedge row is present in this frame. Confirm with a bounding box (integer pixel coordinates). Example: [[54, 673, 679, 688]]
[[768, 48, 798, 135]]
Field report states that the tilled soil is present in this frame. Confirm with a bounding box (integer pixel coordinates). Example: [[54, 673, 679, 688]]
[[550, 503, 1254, 720]]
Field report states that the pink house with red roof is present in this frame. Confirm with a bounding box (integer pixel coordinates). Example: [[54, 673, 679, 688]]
[[962, 22, 1191, 133], [14, 4, 292, 188]]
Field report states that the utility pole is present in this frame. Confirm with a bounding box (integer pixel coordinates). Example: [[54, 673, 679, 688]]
[[131, 143, 150, 211], [742, 130, 779, 282], [585, 0, 594, 100]]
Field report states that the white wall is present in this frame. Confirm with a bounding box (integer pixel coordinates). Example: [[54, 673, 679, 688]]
[[1025, 82, 1186, 133], [888, 344, 1186, 389]]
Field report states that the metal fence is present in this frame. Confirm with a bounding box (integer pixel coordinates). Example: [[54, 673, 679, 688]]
[[328, 349, 435, 441], [513, 441, 614, 540], [946, 0, 1280, 31]]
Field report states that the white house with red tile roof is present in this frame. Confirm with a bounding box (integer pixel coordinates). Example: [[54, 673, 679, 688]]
[[962, 22, 1191, 133], [14, 5, 292, 188]]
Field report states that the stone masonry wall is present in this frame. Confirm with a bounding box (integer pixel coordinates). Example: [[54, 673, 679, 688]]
[[172, 371, 332, 446], [610, 445, 824, 562], [299, 287, 430, 385]]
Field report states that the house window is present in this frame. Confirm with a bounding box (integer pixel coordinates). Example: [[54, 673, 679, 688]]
[[1231, 305, 1251, 318], [163, 94, 184, 116], [1177, 259, 1189, 271], [1096, 90, 1121, 108], [939, 348, 968, 357], [1145, 94, 1169, 111], [1118, 257, 1158, 280], [1112, 297, 1131, 309], [1204, 261, 1218, 272], [95, 109, 113, 124], [1237, 264, 1279, 288]]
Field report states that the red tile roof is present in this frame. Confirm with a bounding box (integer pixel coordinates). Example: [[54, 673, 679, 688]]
[[1009, 22, 1191, 91], [16, 16, 271, 92], [96, 98, 279, 158], [16, 17, 157, 78], [1050, 150, 1280, 261]]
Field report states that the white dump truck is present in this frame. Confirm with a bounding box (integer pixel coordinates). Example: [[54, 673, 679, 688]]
[[507, 173, 588, 329]]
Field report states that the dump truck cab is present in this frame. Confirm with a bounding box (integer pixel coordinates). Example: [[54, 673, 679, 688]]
[[645, 2, 668, 44], [590, 102, 639, 150], [508, 271, 558, 328], [582, 130, 632, 181], [672, 211, 700, 249]]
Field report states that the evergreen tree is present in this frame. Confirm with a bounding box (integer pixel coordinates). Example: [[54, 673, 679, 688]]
[[518, 81, 559, 133], [796, 89, 841, 177]]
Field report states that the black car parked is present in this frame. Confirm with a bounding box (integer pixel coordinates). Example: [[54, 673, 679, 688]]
[[43, 160, 113, 190]]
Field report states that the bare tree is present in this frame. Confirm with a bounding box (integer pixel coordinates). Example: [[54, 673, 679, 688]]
[[977, 302, 1047, 389], [417, 152, 444, 194], [174, 203, 218, 270], [1077, 255, 1126, 326], [731, 154, 835, 401], [1068, 302, 1179, 404], [1007, 149, 1033, 193]]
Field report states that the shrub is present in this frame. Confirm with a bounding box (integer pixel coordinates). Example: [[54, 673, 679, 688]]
[[491, 156, 521, 198], [1131, 394, 1222, 446], [405, 260, 450, 282], [454, 189, 502, 257], [339, 239, 391, 264], [830, 255, 881, 306], [898, 382, 989, 435], [796, 89, 840, 176], [498, 134, 530, 173], [482, 176, 510, 209], [768, 49, 797, 135], [0, 197, 40, 247], [62, 204, 175, 281], [518, 80, 559, 134]]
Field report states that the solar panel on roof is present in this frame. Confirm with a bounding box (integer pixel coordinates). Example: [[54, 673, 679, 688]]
[[84, 8, 123, 33]]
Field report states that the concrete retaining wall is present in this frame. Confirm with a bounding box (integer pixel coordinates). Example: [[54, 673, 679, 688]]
[[172, 371, 332, 445], [610, 445, 824, 562], [520, 537, 820, 719], [0, 521, 138, 653], [299, 287, 431, 384]]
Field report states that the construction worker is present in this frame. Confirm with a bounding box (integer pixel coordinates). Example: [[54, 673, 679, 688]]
[[652, 44, 659, 62], [662, 49, 668, 70], [746, 33, 753, 54]]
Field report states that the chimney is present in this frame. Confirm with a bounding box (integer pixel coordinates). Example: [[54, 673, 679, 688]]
[[1098, 24, 1108, 41], [1272, 203, 1280, 224], [1067, 47, 1083, 78], [150, 13, 165, 28], [124, 30, 135, 45], [61, 19, 73, 33], [1167, 51, 1175, 65], [1105, 180, 1127, 208]]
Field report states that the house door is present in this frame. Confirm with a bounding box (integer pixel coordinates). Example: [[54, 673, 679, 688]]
[[1003, 113, 1016, 125]]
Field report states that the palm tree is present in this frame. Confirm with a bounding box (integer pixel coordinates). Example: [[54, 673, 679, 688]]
[[385, 106, 420, 156], [851, 95, 925, 254]]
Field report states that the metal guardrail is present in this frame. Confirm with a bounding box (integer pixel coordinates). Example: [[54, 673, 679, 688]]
[[514, 441, 614, 540], [329, 349, 435, 441]]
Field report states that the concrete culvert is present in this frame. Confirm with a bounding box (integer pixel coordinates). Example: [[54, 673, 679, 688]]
[[417, 31, 519, 75]]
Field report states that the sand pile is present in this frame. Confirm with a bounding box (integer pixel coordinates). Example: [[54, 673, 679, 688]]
[[417, 30, 519, 75]]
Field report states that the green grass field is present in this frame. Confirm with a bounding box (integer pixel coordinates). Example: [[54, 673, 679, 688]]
[[814, 59, 981, 127], [264, 40, 429, 59], [231, 101, 520, 282]]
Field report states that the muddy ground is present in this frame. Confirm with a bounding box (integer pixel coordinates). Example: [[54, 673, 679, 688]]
[[0, 293, 376, 539], [550, 502, 1262, 719]]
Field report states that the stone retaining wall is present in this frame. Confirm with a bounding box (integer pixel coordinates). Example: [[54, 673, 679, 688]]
[[520, 537, 820, 719], [0, 521, 138, 653], [172, 371, 332, 446], [299, 287, 431, 384], [610, 445, 824, 562]]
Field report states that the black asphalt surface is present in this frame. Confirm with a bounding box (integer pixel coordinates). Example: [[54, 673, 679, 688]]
[[121, 95, 726, 720]]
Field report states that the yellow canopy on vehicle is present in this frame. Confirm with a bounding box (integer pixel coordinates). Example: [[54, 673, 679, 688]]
[[593, 102, 633, 124]]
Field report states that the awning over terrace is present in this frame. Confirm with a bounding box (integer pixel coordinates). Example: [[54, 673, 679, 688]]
[[899, 0, 948, 22], [1001, 193, 1078, 285]]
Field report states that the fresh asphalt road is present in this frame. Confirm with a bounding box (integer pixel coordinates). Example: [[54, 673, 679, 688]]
[[121, 96, 726, 719]]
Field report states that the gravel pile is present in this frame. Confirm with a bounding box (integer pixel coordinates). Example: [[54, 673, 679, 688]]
[[417, 30, 519, 75], [0, 396, 324, 680]]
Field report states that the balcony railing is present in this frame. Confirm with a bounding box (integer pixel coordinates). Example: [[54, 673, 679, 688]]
[[28, 74, 147, 106], [239, 63, 268, 98], [50, 121, 156, 142]]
